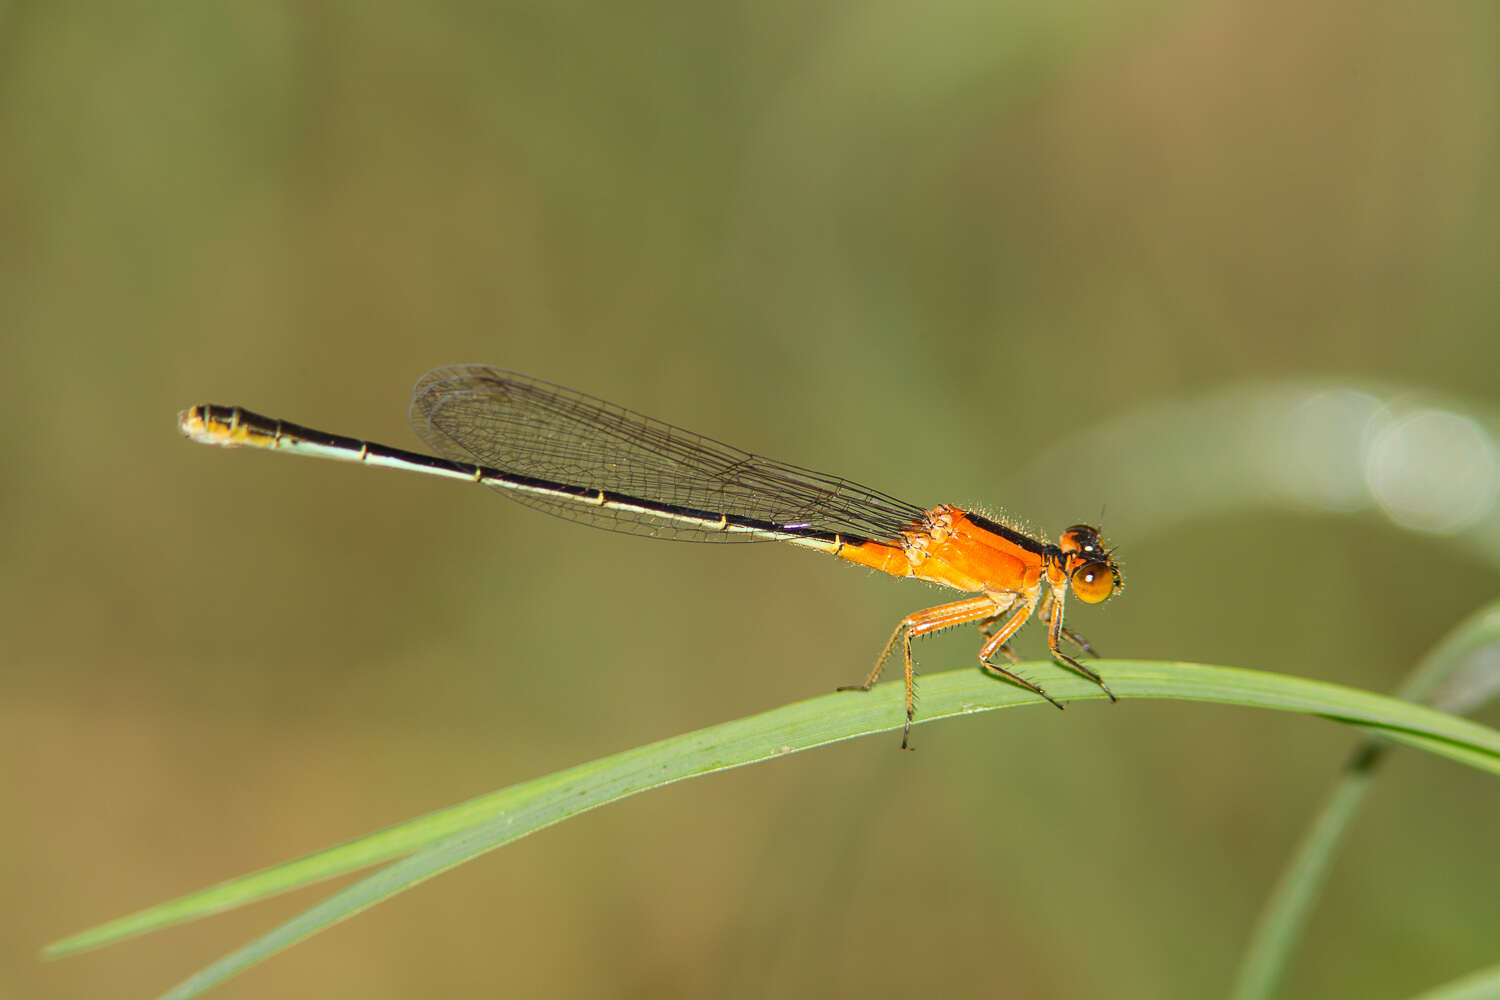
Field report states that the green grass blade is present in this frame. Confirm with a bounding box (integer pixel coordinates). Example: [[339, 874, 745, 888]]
[[44, 660, 1500, 998], [1409, 963, 1500, 1000], [1230, 600, 1500, 1000]]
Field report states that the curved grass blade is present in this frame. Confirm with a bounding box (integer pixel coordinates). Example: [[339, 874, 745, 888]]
[[1230, 599, 1500, 1000], [1409, 962, 1500, 1000], [44, 659, 1500, 998]]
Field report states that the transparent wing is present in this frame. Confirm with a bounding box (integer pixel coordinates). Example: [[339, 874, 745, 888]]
[[408, 365, 927, 543]]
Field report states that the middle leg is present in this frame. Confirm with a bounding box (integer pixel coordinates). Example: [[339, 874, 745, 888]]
[[977, 598, 1065, 710]]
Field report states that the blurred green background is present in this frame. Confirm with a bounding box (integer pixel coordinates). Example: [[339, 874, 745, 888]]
[[5, 2, 1499, 997]]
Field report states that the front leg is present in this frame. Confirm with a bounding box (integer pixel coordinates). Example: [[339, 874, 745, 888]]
[[1044, 585, 1116, 701]]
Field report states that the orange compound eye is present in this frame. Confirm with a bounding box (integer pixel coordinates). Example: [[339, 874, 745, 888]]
[[1070, 560, 1118, 603]]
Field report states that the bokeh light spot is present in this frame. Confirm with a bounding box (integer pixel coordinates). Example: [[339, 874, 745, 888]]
[[1365, 409, 1499, 535]]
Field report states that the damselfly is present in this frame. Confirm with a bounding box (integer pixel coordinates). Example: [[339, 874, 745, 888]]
[[179, 366, 1123, 747]]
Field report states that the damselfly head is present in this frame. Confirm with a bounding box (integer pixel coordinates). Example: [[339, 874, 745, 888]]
[[1059, 524, 1123, 604]]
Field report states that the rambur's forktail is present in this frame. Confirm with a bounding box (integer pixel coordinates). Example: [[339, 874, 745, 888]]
[[179, 366, 1123, 748]]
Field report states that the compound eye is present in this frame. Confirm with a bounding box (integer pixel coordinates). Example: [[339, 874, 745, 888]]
[[1070, 560, 1116, 604]]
